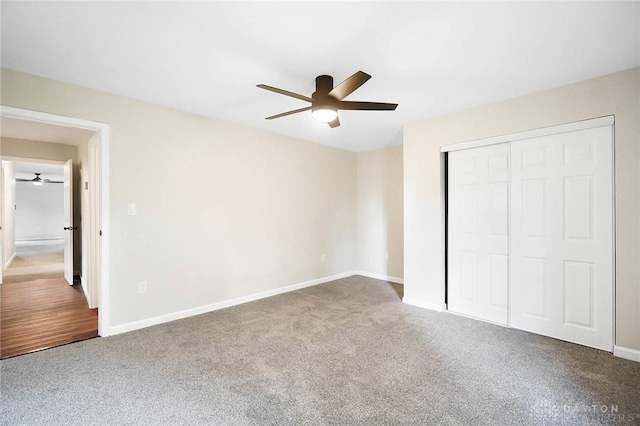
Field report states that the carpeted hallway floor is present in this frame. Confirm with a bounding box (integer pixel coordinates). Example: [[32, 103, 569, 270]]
[[3, 240, 64, 283], [1, 275, 639, 425]]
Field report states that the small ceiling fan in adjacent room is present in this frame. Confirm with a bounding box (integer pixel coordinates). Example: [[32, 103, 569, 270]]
[[16, 173, 63, 186], [257, 71, 398, 128]]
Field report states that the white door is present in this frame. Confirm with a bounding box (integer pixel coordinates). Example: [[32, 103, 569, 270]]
[[510, 125, 613, 351], [63, 159, 74, 285], [0, 169, 3, 285], [448, 143, 509, 325]]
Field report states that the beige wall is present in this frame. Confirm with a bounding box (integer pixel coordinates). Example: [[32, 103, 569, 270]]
[[1, 137, 82, 273], [404, 68, 640, 351], [356, 145, 403, 279], [0, 69, 357, 327], [2, 137, 78, 162]]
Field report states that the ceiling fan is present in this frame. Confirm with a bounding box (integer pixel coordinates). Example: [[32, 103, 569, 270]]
[[257, 71, 398, 128], [16, 173, 63, 186]]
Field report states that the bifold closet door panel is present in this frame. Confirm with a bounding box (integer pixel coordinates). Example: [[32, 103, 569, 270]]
[[448, 143, 509, 325], [509, 125, 613, 351]]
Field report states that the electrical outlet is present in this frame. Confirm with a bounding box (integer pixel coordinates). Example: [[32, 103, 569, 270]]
[[321, 254, 326, 262], [128, 203, 137, 215], [138, 281, 147, 294]]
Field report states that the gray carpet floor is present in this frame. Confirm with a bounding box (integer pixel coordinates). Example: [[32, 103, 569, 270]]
[[1, 275, 639, 425]]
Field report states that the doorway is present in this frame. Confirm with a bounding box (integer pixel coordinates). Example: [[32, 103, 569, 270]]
[[3, 161, 66, 284], [0, 106, 111, 356], [0, 150, 95, 358]]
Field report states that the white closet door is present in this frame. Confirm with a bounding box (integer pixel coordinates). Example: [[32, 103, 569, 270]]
[[510, 125, 613, 351], [448, 143, 509, 325]]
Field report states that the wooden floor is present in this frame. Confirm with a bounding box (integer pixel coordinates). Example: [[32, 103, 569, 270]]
[[1, 277, 98, 359]]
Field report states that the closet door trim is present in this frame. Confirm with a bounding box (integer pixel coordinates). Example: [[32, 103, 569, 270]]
[[440, 115, 614, 153]]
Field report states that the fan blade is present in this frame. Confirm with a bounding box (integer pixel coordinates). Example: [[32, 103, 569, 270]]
[[44, 179, 64, 184], [337, 101, 398, 111], [328, 117, 340, 128], [15, 178, 31, 182], [265, 106, 312, 120], [328, 71, 371, 100], [257, 84, 313, 103]]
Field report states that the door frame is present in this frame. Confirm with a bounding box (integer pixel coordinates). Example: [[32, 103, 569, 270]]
[[440, 115, 616, 351], [0, 106, 111, 337]]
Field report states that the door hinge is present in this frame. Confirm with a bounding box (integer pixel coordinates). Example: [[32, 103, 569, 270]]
[[100, 230, 102, 236]]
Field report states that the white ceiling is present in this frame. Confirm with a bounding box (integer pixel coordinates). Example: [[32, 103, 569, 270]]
[[14, 162, 64, 182], [1, 2, 638, 152]]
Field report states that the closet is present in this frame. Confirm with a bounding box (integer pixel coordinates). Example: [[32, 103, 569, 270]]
[[446, 117, 614, 351]]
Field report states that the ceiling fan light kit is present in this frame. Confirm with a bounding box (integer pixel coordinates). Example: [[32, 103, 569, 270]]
[[257, 71, 398, 128], [32, 173, 44, 186], [311, 106, 338, 123]]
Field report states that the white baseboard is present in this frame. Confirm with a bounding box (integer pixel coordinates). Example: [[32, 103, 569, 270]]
[[354, 271, 404, 284], [109, 271, 355, 336], [402, 297, 445, 312], [614, 345, 640, 363], [79, 273, 88, 297], [4, 252, 16, 270]]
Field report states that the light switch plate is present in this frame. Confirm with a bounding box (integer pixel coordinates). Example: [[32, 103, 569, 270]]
[[128, 203, 137, 215]]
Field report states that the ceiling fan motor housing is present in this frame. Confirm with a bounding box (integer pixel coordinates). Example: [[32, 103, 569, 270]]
[[313, 75, 338, 104], [314, 75, 334, 95], [312, 75, 339, 115]]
